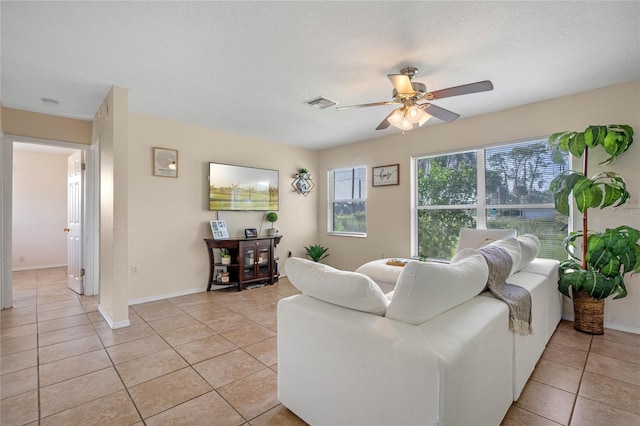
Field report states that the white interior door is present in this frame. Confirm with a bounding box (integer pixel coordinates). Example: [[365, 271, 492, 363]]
[[67, 151, 83, 294]]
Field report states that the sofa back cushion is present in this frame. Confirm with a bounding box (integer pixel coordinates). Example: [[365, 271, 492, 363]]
[[515, 234, 540, 272], [478, 237, 522, 277], [456, 228, 517, 252], [385, 253, 489, 325], [284, 257, 389, 315]]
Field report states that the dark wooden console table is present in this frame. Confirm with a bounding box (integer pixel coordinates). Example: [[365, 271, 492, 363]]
[[204, 236, 282, 291]]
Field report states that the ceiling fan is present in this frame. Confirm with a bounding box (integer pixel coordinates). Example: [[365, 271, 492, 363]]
[[336, 67, 493, 131]]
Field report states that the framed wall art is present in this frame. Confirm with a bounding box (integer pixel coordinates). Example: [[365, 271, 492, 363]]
[[153, 147, 178, 178], [208, 163, 279, 211], [372, 164, 399, 187]]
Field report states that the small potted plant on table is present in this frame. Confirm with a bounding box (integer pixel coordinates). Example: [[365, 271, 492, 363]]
[[220, 248, 231, 265], [266, 212, 278, 236]]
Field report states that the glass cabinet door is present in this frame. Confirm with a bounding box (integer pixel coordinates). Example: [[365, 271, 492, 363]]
[[257, 247, 270, 277], [243, 248, 255, 279]]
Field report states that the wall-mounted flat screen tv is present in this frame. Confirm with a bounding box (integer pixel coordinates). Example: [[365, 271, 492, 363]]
[[209, 163, 279, 211]]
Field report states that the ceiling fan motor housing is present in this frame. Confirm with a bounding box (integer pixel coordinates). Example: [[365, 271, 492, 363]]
[[392, 81, 427, 101]]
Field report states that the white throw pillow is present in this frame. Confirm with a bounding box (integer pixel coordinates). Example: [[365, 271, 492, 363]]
[[478, 237, 522, 277], [385, 254, 489, 325], [284, 257, 389, 315], [516, 234, 540, 272], [456, 228, 517, 252]]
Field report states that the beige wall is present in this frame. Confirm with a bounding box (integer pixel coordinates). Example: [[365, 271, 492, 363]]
[[12, 151, 68, 270], [2, 107, 92, 144], [318, 80, 640, 332], [126, 113, 319, 301]]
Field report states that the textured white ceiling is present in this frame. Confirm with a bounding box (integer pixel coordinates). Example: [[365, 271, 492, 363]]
[[2, 1, 639, 150]]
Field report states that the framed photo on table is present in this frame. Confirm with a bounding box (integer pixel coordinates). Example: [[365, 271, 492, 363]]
[[244, 228, 258, 238], [210, 220, 229, 240], [153, 147, 178, 178], [372, 164, 399, 186]]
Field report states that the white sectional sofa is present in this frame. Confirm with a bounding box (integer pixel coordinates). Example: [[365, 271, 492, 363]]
[[277, 233, 561, 425]]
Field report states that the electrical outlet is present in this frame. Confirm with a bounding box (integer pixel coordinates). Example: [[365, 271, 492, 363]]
[[18, 256, 25, 263], [131, 265, 140, 275]]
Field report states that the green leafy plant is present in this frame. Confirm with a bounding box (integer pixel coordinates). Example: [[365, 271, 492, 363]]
[[304, 244, 329, 262], [558, 226, 640, 299], [548, 125, 639, 304], [266, 212, 278, 228], [298, 168, 308, 174]]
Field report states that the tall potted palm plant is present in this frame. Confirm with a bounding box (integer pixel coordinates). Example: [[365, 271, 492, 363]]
[[549, 124, 639, 334]]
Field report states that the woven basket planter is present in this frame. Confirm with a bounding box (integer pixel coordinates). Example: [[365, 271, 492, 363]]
[[573, 288, 605, 335]]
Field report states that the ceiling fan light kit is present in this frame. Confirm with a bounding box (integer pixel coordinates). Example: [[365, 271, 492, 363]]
[[337, 67, 493, 132], [387, 109, 413, 131]]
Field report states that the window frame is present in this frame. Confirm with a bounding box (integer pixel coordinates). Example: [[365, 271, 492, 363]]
[[327, 165, 367, 237], [412, 138, 570, 258]]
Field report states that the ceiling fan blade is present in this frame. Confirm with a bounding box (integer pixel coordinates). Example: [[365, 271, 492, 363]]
[[422, 103, 460, 122], [428, 80, 494, 100], [388, 74, 414, 95], [336, 101, 397, 111], [375, 110, 395, 130]]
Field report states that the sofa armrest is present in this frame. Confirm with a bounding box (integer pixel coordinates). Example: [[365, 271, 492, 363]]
[[277, 294, 440, 426]]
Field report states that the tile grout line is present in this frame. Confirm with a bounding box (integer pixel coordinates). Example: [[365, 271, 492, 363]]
[[35, 273, 42, 425], [87, 303, 148, 426], [157, 292, 278, 423], [169, 289, 282, 422], [566, 333, 593, 425], [131, 306, 221, 424], [116, 301, 245, 423]]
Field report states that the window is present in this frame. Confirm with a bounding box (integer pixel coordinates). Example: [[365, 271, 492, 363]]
[[414, 139, 569, 260], [328, 166, 367, 235]]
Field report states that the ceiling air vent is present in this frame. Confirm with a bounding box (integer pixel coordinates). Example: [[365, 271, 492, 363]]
[[305, 96, 338, 109]]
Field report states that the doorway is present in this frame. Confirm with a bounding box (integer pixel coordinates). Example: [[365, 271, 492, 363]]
[[1, 135, 99, 309]]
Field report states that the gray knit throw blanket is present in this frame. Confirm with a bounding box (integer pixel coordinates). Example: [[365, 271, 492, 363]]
[[478, 244, 532, 335]]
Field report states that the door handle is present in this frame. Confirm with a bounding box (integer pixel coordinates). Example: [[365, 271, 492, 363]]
[[63, 228, 70, 232]]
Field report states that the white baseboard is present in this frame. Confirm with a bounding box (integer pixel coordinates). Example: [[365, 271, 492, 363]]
[[128, 286, 207, 306], [98, 304, 130, 329], [12, 263, 66, 272], [561, 313, 640, 335]]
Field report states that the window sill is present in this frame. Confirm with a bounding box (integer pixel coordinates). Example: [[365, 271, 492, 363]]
[[327, 232, 367, 238]]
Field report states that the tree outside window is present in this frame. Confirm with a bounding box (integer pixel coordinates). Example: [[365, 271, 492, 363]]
[[415, 140, 568, 260]]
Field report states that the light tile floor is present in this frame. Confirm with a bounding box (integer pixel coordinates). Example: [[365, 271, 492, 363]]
[[1, 268, 639, 425]]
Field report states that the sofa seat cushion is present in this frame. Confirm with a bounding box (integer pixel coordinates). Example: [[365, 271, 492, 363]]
[[520, 258, 562, 343], [456, 228, 517, 252], [284, 257, 389, 315], [385, 253, 489, 325], [505, 271, 549, 399]]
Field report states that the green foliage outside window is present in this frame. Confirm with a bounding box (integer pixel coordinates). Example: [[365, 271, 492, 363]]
[[416, 140, 569, 261], [418, 210, 476, 259]]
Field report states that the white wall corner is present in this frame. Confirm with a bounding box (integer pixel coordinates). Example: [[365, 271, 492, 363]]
[[98, 304, 131, 329]]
